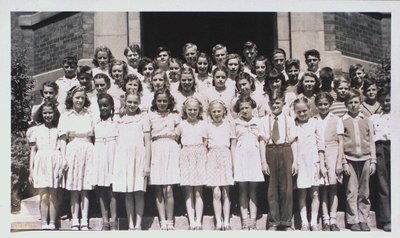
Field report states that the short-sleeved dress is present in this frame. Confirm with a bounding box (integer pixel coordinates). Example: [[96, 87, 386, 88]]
[[148, 111, 180, 185], [113, 113, 150, 192], [93, 118, 118, 187], [206, 119, 235, 186], [28, 124, 62, 188], [233, 117, 265, 182], [58, 108, 95, 191], [178, 120, 207, 186], [314, 113, 344, 184], [296, 117, 326, 189]]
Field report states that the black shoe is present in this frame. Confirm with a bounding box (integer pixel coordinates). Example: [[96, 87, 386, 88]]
[[350, 223, 361, 231], [383, 222, 391, 232], [322, 223, 330, 231], [359, 223, 370, 231], [330, 223, 340, 231]]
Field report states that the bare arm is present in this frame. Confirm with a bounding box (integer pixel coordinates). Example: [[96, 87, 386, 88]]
[[259, 137, 269, 175]]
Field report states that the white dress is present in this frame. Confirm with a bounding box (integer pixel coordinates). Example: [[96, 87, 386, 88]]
[[233, 117, 265, 182], [113, 113, 150, 192], [93, 118, 118, 187], [28, 124, 62, 188]]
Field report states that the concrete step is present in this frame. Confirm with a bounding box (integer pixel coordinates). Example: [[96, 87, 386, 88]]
[[11, 212, 381, 232]]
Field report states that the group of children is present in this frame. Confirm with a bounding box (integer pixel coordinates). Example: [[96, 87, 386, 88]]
[[27, 41, 391, 232]]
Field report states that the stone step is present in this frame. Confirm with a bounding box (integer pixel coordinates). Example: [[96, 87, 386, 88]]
[[11, 212, 381, 232]]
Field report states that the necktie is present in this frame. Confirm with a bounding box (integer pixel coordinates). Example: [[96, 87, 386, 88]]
[[272, 117, 280, 144]]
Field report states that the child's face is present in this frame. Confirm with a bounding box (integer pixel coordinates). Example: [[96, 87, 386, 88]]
[[269, 98, 285, 115], [184, 47, 197, 66], [62, 63, 77, 79], [126, 49, 140, 68], [78, 75, 92, 89], [143, 63, 154, 78], [111, 65, 124, 81], [97, 51, 109, 69], [365, 84, 377, 100], [287, 65, 299, 81], [337, 82, 349, 99], [346, 97, 361, 114], [243, 48, 257, 64], [156, 51, 170, 68], [42, 106, 55, 124], [316, 98, 331, 116], [72, 91, 86, 110], [238, 78, 252, 95], [42, 86, 57, 100], [125, 80, 140, 93], [255, 60, 267, 78], [214, 71, 227, 90], [239, 102, 253, 120], [268, 78, 282, 91], [94, 77, 109, 94], [295, 102, 310, 122], [196, 57, 209, 75], [381, 94, 391, 113], [227, 58, 240, 75], [125, 94, 140, 114], [302, 76, 316, 92], [306, 55, 320, 72], [210, 103, 225, 123], [185, 101, 200, 121], [180, 73, 195, 92], [169, 61, 181, 80], [214, 48, 227, 65], [98, 98, 112, 118], [152, 73, 166, 91], [272, 53, 285, 71], [354, 69, 365, 84], [156, 93, 169, 112]]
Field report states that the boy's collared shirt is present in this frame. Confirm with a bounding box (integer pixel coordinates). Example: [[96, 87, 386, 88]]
[[370, 112, 390, 142], [342, 112, 376, 163], [262, 113, 297, 145]]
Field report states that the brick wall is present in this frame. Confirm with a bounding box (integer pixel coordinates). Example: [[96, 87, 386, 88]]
[[32, 12, 94, 75], [323, 12, 390, 63]]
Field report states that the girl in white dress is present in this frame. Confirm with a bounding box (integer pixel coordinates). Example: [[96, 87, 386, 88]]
[[294, 97, 327, 231], [58, 86, 95, 230], [93, 94, 118, 230], [28, 100, 62, 230], [113, 89, 151, 230], [148, 88, 180, 230], [195, 52, 213, 94], [206, 100, 236, 230], [176, 97, 207, 230], [232, 95, 267, 230]]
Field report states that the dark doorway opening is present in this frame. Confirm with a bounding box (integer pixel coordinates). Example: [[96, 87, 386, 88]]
[[141, 12, 276, 60]]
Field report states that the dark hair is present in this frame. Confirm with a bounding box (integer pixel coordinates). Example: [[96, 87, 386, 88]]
[[137, 57, 157, 75], [268, 90, 286, 104], [150, 88, 177, 113], [236, 72, 256, 93], [263, 68, 287, 95], [362, 77, 377, 97], [93, 73, 111, 88], [348, 63, 365, 89], [178, 66, 196, 93], [97, 93, 115, 120], [272, 48, 286, 59], [196, 52, 213, 74], [77, 65, 93, 78], [319, 67, 334, 92], [333, 76, 350, 90], [315, 91, 334, 106], [41, 81, 59, 96], [65, 86, 91, 109], [297, 72, 320, 95], [92, 46, 114, 67], [344, 89, 362, 105], [285, 58, 300, 70], [243, 41, 257, 51], [169, 57, 183, 68], [233, 94, 257, 113], [212, 65, 228, 87], [124, 44, 142, 57], [304, 49, 320, 60], [377, 87, 390, 104], [155, 46, 171, 59], [181, 97, 203, 120], [251, 55, 269, 75], [33, 99, 60, 127], [123, 74, 143, 93], [61, 56, 78, 67]]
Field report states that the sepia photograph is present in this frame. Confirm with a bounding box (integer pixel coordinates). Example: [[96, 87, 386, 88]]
[[6, 0, 399, 236]]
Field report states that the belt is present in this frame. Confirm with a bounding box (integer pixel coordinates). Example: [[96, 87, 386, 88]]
[[95, 136, 117, 143], [266, 143, 291, 148]]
